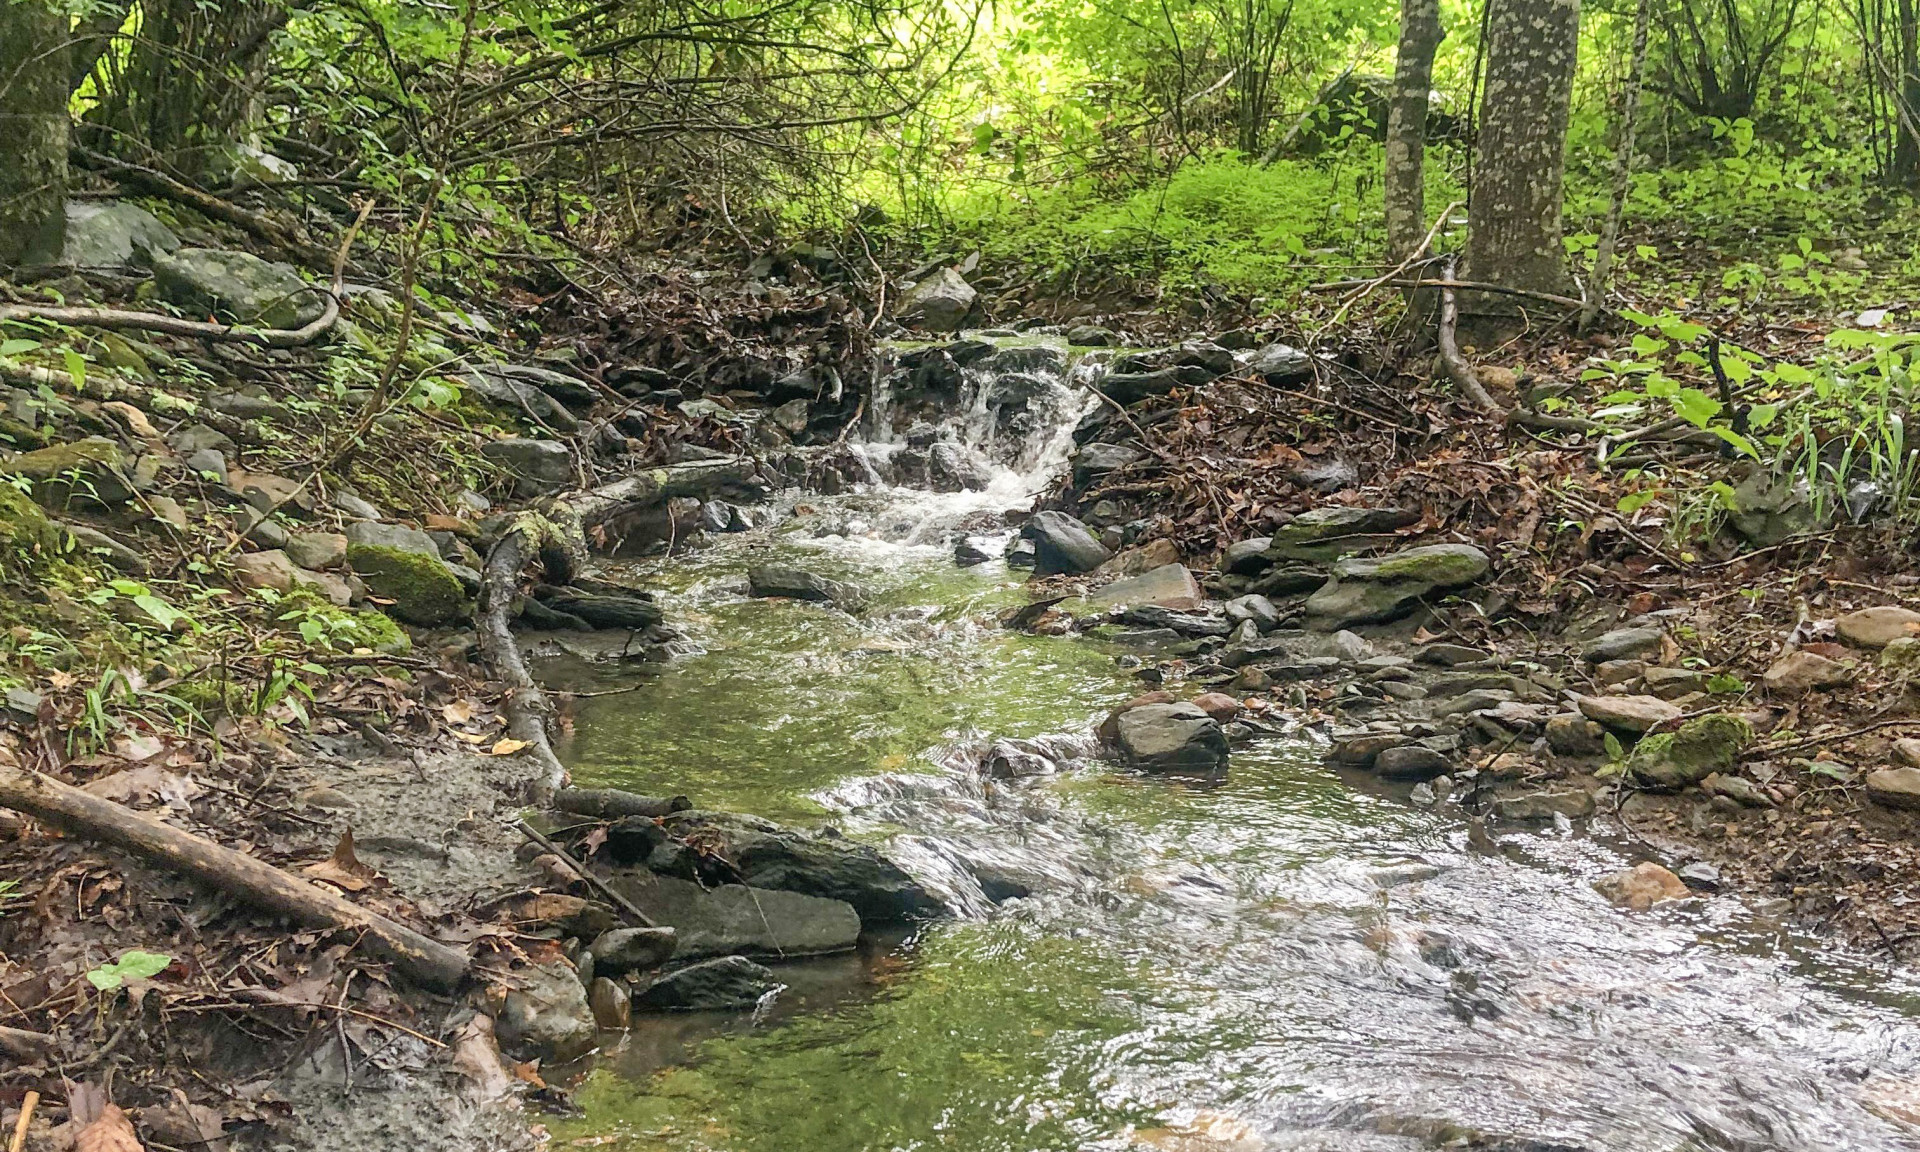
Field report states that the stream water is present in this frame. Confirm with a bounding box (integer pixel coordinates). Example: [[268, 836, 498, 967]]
[[549, 341, 1920, 1151]]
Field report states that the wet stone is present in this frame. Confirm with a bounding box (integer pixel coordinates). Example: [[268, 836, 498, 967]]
[[635, 956, 782, 1012]]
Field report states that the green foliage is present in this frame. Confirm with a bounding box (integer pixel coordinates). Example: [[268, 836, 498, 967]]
[[86, 949, 173, 991]]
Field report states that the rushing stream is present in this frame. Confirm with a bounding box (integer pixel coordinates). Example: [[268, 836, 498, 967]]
[[548, 338, 1920, 1151]]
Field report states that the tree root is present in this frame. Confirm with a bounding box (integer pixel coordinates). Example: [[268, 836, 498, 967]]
[[0, 763, 469, 991]]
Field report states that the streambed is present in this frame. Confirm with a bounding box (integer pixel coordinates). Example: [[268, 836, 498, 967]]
[[540, 342, 1920, 1151], [541, 487, 1920, 1151]]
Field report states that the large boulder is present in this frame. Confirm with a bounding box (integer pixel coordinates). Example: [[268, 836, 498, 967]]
[[1264, 505, 1417, 562], [1072, 442, 1143, 483], [461, 365, 581, 432], [1577, 693, 1682, 735], [4, 437, 145, 509], [1023, 511, 1112, 575], [59, 200, 179, 269], [1112, 702, 1228, 773], [496, 961, 596, 1059], [635, 956, 782, 1011], [656, 811, 943, 926], [610, 872, 861, 959], [927, 442, 992, 492], [587, 926, 679, 976], [1089, 563, 1202, 611], [1303, 543, 1490, 630], [1727, 472, 1814, 546], [898, 267, 976, 332], [153, 248, 328, 329], [1625, 713, 1753, 790]]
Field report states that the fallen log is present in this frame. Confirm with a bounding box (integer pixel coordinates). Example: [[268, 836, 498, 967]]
[[0, 765, 469, 992], [552, 787, 691, 820], [477, 458, 762, 801]]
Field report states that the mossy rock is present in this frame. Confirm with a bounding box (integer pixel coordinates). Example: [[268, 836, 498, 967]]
[[4, 437, 141, 508], [1332, 543, 1490, 587], [346, 543, 469, 626], [1627, 712, 1754, 791], [273, 587, 413, 654]]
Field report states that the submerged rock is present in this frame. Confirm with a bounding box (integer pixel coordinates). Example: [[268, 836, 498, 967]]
[[635, 956, 782, 1011], [658, 811, 943, 926], [611, 871, 861, 959], [747, 565, 863, 608], [1595, 863, 1692, 911]]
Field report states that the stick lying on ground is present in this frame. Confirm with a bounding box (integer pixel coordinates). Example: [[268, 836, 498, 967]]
[[552, 788, 691, 820], [0, 295, 341, 349], [0, 764, 469, 992]]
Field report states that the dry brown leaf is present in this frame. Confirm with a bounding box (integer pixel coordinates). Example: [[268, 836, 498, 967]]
[[76, 1103, 145, 1152], [490, 737, 530, 756], [302, 830, 385, 893], [442, 699, 477, 724]]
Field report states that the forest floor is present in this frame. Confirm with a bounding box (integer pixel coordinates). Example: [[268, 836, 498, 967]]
[[3, 195, 1920, 1151]]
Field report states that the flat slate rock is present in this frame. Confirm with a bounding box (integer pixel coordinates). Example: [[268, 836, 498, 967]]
[[610, 872, 862, 959]]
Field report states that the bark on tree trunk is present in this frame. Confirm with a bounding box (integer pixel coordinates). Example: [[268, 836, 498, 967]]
[[1581, 0, 1651, 330], [1385, 0, 1444, 263], [0, 0, 70, 266], [1463, 0, 1582, 323]]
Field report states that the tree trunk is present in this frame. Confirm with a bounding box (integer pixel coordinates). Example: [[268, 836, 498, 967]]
[[0, 0, 69, 266], [1895, 0, 1920, 183], [1385, 0, 1444, 263], [1581, 0, 1651, 330], [1463, 0, 1582, 324]]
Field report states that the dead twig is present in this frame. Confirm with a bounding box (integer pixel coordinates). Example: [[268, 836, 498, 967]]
[[1436, 256, 1504, 412]]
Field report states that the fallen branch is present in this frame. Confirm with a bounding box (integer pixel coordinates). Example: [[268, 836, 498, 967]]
[[553, 787, 692, 820], [1436, 256, 1505, 412], [0, 293, 340, 349], [71, 147, 336, 272], [0, 764, 468, 991], [1745, 718, 1920, 761], [0, 1026, 56, 1061], [515, 818, 658, 928], [476, 457, 762, 801]]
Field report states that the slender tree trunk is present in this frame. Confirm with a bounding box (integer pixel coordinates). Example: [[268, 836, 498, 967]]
[[0, 0, 69, 266], [1895, 0, 1920, 182], [1581, 0, 1652, 330], [87, 0, 289, 177], [1385, 0, 1444, 263], [1463, 0, 1582, 325]]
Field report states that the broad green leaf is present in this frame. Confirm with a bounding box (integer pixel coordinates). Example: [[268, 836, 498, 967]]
[[87, 949, 172, 990]]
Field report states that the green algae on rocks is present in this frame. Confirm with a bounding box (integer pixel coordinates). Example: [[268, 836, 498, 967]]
[[1627, 713, 1754, 791]]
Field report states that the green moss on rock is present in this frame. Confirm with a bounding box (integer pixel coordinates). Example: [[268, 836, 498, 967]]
[[346, 543, 469, 626], [1628, 712, 1754, 791], [274, 587, 414, 654]]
